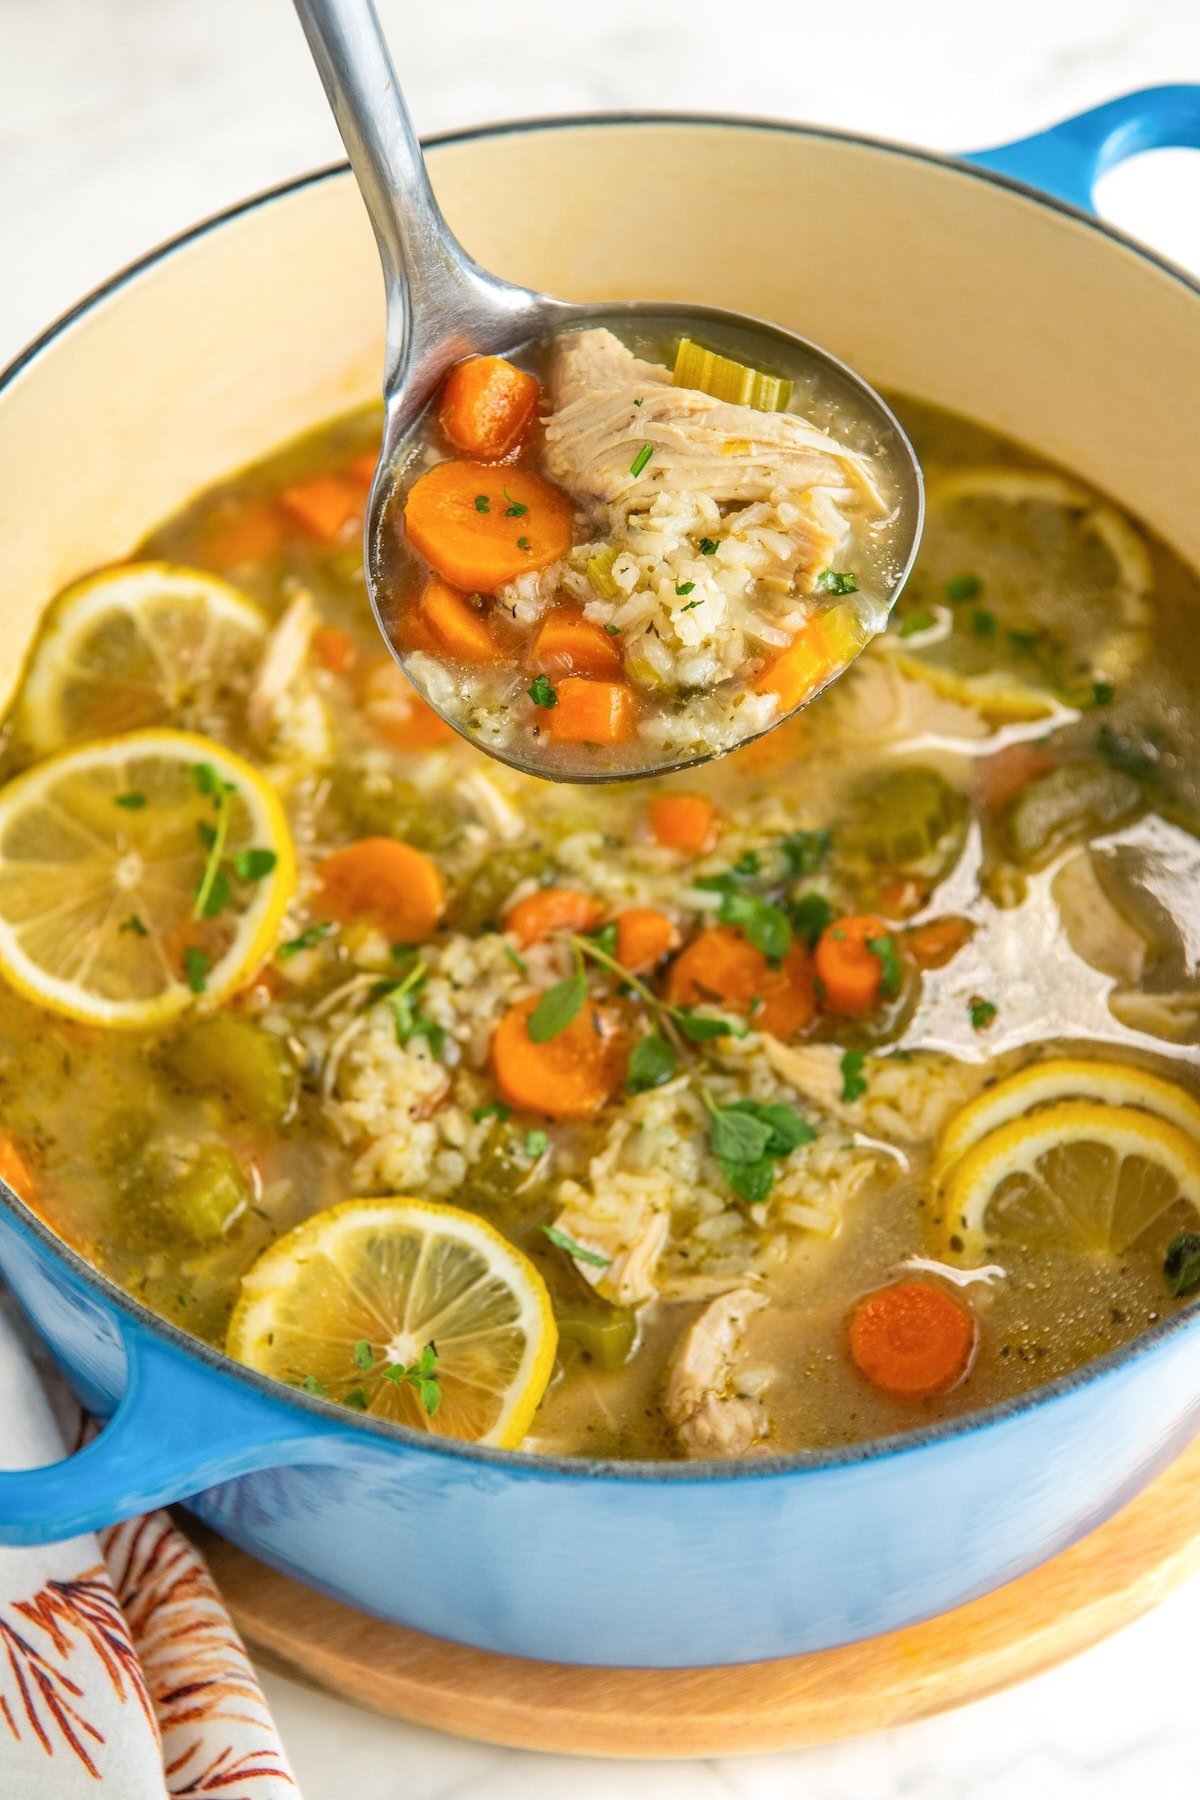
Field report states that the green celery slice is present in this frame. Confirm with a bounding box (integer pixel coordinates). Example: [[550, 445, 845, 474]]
[[672, 337, 792, 412]]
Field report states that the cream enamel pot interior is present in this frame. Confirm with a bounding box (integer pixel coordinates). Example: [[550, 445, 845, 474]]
[[0, 98, 1198, 1669]]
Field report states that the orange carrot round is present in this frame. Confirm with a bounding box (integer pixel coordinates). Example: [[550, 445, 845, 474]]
[[280, 474, 361, 542], [504, 887, 605, 948], [491, 994, 627, 1119], [312, 625, 358, 675], [417, 575, 499, 664], [665, 925, 816, 1038], [616, 908, 679, 973], [317, 838, 445, 944], [360, 655, 455, 749], [530, 606, 623, 678], [815, 914, 893, 1015], [906, 915, 971, 970], [647, 793, 719, 855], [545, 676, 638, 744], [404, 461, 572, 592], [0, 1132, 36, 1199], [438, 356, 540, 461], [849, 1281, 976, 1398]]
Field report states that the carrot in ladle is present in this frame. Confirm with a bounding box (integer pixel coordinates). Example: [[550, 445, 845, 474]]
[[438, 356, 540, 461], [404, 461, 572, 592]]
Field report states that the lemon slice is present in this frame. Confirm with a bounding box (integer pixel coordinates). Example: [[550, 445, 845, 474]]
[[941, 1100, 1200, 1258], [228, 1198, 558, 1448], [0, 729, 295, 1027], [888, 470, 1151, 719], [19, 563, 267, 753], [934, 1058, 1200, 1187]]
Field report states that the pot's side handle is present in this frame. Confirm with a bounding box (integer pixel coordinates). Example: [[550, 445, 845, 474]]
[[967, 84, 1200, 212], [0, 1321, 345, 1546]]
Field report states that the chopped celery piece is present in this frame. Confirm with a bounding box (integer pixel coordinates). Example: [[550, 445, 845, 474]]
[[555, 1299, 638, 1370], [164, 1016, 299, 1128], [1006, 761, 1141, 864], [452, 845, 554, 935], [839, 766, 967, 874], [587, 547, 621, 600], [169, 1145, 251, 1243], [672, 337, 792, 412]]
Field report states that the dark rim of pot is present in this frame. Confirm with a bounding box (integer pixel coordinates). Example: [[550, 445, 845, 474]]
[[1, 110, 1198, 1485]]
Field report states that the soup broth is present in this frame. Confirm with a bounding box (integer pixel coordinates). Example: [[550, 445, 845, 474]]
[[1, 393, 1197, 1460]]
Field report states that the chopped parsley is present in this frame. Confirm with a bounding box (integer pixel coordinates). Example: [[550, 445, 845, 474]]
[[524, 1128, 550, 1158], [699, 537, 720, 556], [277, 920, 335, 959], [517, 536, 531, 551], [674, 1010, 747, 1042], [630, 443, 654, 478], [780, 827, 832, 876], [969, 995, 998, 1031], [119, 914, 148, 937], [945, 573, 981, 602], [528, 673, 558, 709], [353, 1339, 374, 1370], [815, 569, 858, 595], [587, 921, 619, 959], [388, 959, 445, 1056], [473, 1100, 512, 1123], [1163, 1232, 1200, 1299], [183, 946, 210, 995], [840, 1048, 868, 1103], [605, 622, 621, 636], [1090, 680, 1114, 709], [474, 493, 490, 513], [191, 765, 235, 921], [790, 891, 834, 949], [343, 1387, 369, 1410], [898, 608, 936, 638], [627, 1031, 678, 1092], [527, 967, 587, 1042], [675, 581, 695, 597], [680, 598, 703, 612], [114, 791, 146, 810], [301, 1374, 327, 1397], [865, 933, 903, 998], [380, 1342, 441, 1416], [542, 1224, 611, 1267], [232, 847, 278, 882], [503, 487, 528, 518], [971, 608, 997, 638]]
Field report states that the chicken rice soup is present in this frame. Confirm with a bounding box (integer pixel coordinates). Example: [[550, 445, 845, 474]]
[[0, 394, 1197, 1458]]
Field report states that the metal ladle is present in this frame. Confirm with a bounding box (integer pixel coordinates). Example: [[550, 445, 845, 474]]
[[293, 0, 924, 782]]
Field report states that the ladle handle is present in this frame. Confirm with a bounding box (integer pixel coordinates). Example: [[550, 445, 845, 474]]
[[291, 0, 527, 397]]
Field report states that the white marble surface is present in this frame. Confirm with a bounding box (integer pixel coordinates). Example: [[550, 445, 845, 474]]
[[3, 1, 1200, 1793]]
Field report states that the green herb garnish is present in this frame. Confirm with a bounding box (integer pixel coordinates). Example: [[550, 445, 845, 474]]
[[780, 828, 832, 876], [353, 1339, 374, 1370], [865, 933, 903, 998], [840, 1048, 867, 1103], [815, 569, 857, 595], [627, 1031, 678, 1092], [120, 914, 148, 937], [969, 995, 997, 1031], [971, 609, 997, 638], [699, 537, 720, 556], [706, 1097, 816, 1204], [301, 1374, 327, 1397], [528, 673, 558, 709], [1164, 1232, 1200, 1299], [380, 1342, 441, 1416], [605, 623, 621, 636], [517, 536, 531, 551], [232, 847, 278, 882], [630, 443, 654, 478], [899, 608, 936, 638], [681, 599, 703, 612], [1090, 680, 1114, 709], [503, 487, 528, 518], [389, 959, 445, 1056], [790, 891, 834, 949], [527, 967, 588, 1042], [524, 1128, 550, 1158], [277, 920, 335, 959], [474, 493, 491, 513], [503, 942, 530, 976], [945, 573, 981, 602], [114, 791, 146, 810], [473, 1100, 512, 1123], [542, 1224, 611, 1267], [183, 946, 210, 994], [675, 581, 695, 597]]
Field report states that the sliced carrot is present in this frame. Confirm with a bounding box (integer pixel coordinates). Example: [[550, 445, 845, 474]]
[[346, 450, 382, 487], [546, 677, 638, 744], [438, 356, 540, 461], [754, 606, 864, 713], [530, 605, 623, 678], [0, 1132, 36, 1198], [417, 575, 500, 664], [491, 994, 627, 1119], [404, 460, 572, 592], [280, 475, 362, 542], [815, 914, 894, 1015], [360, 655, 455, 749], [977, 742, 1056, 812], [204, 499, 283, 569], [647, 793, 719, 855], [849, 1281, 975, 1398], [616, 907, 679, 974], [312, 625, 358, 675], [317, 838, 445, 944], [665, 925, 816, 1038], [906, 915, 972, 970], [504, 887, 605, 947]]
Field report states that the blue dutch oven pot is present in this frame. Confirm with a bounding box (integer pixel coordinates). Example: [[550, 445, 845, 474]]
[[0, 88, 1198, 1669]]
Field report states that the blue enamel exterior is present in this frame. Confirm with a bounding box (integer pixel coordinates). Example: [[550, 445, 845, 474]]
[[1, 90, 1199, 1669]]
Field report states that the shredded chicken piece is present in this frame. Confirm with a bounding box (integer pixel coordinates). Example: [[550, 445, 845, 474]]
[[542, 328, 882, 522], [664, 1287, 770, 1459], [762, 1039, 857, 1124], [1053, 850, 1147, 984], [458, 768, 526, 843], [247, 590, 315, 745]]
